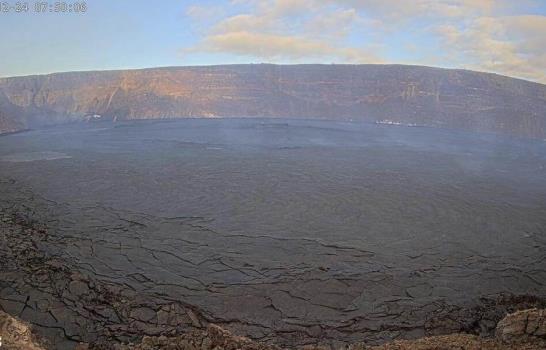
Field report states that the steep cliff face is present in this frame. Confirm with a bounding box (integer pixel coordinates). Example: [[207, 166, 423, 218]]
[[0, 64, 545, 137], [0, 93, 26, 134]]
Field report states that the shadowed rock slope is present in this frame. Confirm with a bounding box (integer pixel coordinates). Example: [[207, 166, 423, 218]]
[[0, 92, 26, 134], [0, 64, 545, 137]]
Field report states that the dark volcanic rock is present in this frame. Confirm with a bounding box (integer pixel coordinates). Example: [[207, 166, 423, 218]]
[[1, 120, 546, 348], [0, 64, 545, 137], [2, 175, 546, 349], [86, 311, 546, 350]]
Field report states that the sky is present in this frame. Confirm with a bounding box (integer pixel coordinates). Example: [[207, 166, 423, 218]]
[[1, 0, 545, 83]]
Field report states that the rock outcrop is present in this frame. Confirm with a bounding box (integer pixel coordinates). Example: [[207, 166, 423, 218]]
[[0, 310, 47, 350], [0, 64, 545, 137], [496, 308, 546, 343]]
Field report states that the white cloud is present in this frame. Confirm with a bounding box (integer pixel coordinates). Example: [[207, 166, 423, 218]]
[[183, 0, 546, 83], [184, 0, 382, 64], [211, 14, 276, 34], [328, 0, 499, 18], [304, 8, 361, 39], [187, 31, 382, 62], [186, 4, 225, 20], [434, 15, 546, 82]]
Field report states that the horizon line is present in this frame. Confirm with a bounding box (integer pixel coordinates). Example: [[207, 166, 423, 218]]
[[0, 63, 544, 86]]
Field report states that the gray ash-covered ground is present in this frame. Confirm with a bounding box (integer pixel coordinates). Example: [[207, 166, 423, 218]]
[[1, 119, 546, 349]]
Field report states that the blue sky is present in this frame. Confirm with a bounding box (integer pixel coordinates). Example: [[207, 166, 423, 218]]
[[1, 0, 545, 82]]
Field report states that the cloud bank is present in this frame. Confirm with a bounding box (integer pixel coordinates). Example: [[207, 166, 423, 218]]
[[183, 0, 546, 83]]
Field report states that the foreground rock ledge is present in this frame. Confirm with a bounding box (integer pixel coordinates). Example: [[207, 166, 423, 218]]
[[495, 308, 546, 344], [3, 309, 545, 350], [0, 310, 47, 350]]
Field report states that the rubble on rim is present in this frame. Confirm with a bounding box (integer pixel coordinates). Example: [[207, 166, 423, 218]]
[[78, 308, 546, 350]]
